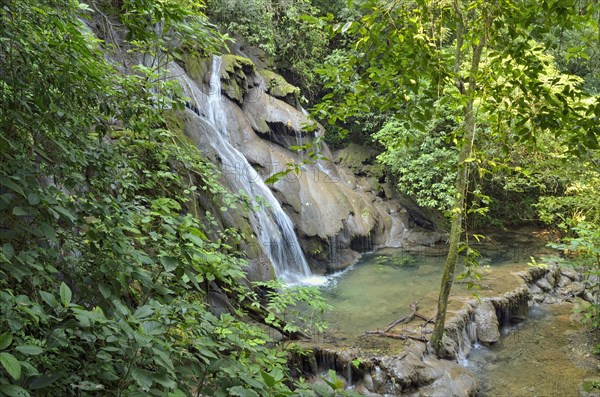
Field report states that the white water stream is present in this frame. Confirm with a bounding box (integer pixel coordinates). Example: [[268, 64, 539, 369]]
[[170, 57, 325, 285]]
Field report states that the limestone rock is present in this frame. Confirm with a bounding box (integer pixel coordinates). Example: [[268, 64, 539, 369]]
[[535, 277, 553, 292], [474, 300, 500, 343], [559, 281, 585, 298], [562, 268, 580, 281]]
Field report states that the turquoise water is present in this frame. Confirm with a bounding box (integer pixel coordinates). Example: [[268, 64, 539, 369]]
[[320, 245, 538, 341]]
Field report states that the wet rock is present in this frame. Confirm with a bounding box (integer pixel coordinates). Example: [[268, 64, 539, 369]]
[[559, 282, 585, 298], [408, 364, 478, 397], [529, 283, 543, 295], [546, 271, 557, 288], [558, 275, 573, 287], [474, 300, 500, 344], [562, 268, 580, 281], [535, 277, 553, 292]]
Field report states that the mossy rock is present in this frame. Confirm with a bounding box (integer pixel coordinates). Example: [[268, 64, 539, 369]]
[[163, 110, 187, 137], [181, 52, 209, 84], [580, 378, 600, 397], [220, 54, 255, 80], [258, 69, 301, 98], [335, 143, 378, 168]]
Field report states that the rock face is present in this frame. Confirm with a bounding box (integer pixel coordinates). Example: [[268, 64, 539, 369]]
[[177, 55, 443, 273]]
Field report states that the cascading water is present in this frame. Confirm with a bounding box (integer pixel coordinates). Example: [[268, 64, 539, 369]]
[[171, 57, 323, 285]]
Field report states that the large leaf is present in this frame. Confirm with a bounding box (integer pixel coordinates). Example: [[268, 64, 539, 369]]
[[159, 256, 179, 272], [0, 384, 30, 397], [0, 352, 22, 380], [15, 345, 43, 356], [131, 367, 153, 391], [59, 282, 72, 307], [0, 332, 13, 350], [229, 386, 260, 397]]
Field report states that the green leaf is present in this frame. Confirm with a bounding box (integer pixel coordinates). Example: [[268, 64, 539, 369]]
[[229, 386, 259, 397], [99, 283, 111, 299], [27, 193, 40, 206], [2, 243, 14, 261], [0, 352, 22, 380], [59, 282, 72, 307], [0, 177, 25, 197], [12, 207, 29, 216], [39, 291, 59, 309], [260, 371, 275, 388], [15, 345, 43, 356], [131, 367, 154, 390], [185, 231, 205, 248], [159, 256, 179, 272], [0, 384, 30, 397], [0, 332, 13, 350], [52, 205, 77, 223]]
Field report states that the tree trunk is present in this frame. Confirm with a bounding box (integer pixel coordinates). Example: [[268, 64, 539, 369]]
[[430, 3, 489, 355]]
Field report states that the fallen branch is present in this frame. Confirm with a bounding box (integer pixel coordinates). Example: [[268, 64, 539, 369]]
[[385, 302, 434, 332], [364, 301, 434, 342], [363, 330, 427, 342]]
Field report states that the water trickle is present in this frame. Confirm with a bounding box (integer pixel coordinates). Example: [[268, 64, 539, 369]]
[[172, 57, 322, 285], [328, 235, 341, 264]]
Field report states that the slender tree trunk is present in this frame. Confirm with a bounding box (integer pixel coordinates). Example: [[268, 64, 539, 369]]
[[430, 3, 489, 355]]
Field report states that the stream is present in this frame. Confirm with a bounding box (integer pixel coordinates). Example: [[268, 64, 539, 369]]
[[321, 243, 540, 343], [468, 302, 597, 397], [317, 236, 599, 396]]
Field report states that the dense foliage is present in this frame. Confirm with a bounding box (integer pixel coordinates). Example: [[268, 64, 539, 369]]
[[311, 0, 599, 353], [0, 1, 355, 396]]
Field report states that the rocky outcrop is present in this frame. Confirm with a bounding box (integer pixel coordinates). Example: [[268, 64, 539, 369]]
[[177, 55, 443, 273]]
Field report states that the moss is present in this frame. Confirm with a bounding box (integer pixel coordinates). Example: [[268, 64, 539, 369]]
[[221, 54, 255, 79], [163, 110, 187, 138], [181, 52, 209, 84], [258, 69, 300, 98]]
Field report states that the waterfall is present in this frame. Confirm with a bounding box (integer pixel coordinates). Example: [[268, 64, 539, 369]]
[[171, 57, 322, 285]]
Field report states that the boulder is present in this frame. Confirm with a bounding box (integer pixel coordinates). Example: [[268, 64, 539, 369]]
[[474, 301, 500, 344]]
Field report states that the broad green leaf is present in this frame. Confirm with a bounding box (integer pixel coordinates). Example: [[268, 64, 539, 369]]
[[0, 384, 30, 397], [27, 193, 40, 206], [52, 205, 77, 223], [0, 177, 25, 197], [59, 282, 72, 306], [131, 367, 154, 390], [0, 332, 12, 350], [12, 207, 29, 216], [39, 291, 59, 309], [134, 305, 153, 319], [260, 371, 275, 388], [159, 256, 179, 272], [185, 233, 204, 248], [2, 243, 14, 261], [15, 345, 43, 355], [229, 386, 259, 397], [0, 352, 22, 380]]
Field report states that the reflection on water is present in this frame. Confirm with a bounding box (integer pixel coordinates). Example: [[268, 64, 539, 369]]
[[468, 303, 596, 397]]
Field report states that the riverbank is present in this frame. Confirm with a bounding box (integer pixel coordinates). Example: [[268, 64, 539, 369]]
[[295, 252, 599, 396]]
